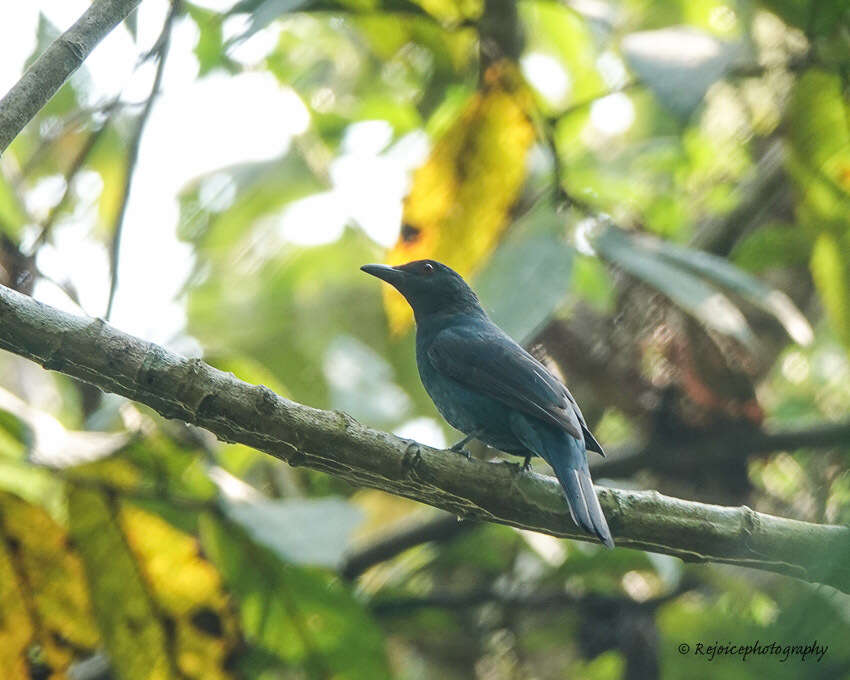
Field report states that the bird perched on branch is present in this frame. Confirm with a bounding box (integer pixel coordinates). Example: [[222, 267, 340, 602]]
[[361, 259, 613, 548]]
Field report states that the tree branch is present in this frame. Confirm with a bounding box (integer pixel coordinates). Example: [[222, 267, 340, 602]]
[[341, 513, 475, 580], [0, 284, 848, 591], [593, 420, 850, 479], [0, 0, 144, 155]]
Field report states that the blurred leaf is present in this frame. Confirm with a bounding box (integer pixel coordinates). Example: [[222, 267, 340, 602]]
[[179, 150, 327, 257], [474, 203, 574, 342], [68, 487, 177, 680], [811, 232, 850, 349], [201, 515, 391, 679], [186, 4, 228, 76], [69, 489, 240, 680], [519, 0, 603, 109], [787, 69, 850, 234], [120, 504, 241, 679], [187, 228, 385, 410], [787, 69, 850, 349], [759, 0, 850, 38], [87, 124, 129, 234], [223, 496, 364, 568], [124, 8, 138, 40], [0, 408, 32, 460], [0, 386, 129, 467], [0, 175, 30, 237], [622, 26, 739, 116], [229, 0, 313, 41], [385, 61, 535, 332], [592, 223, 757, 347], [732, 222, 812, 272], [0, 492, 98, 679], [25, 15, 85, 118], [640, 234, 814, 345], [323, 335, 411, 425]]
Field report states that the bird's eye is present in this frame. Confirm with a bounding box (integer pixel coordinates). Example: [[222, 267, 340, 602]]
[[422, 262, 434, 274]]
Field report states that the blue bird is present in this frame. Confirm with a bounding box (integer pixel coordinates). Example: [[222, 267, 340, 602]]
[[362, 259, 613, 548]]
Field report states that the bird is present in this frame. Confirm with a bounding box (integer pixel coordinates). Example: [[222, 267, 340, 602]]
[[361, 259, 613, 548]]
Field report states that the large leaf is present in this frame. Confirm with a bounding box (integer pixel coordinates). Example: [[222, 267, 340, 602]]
[[0, 386, 129, 467], [69, 489, 240, 680], [473, 202, 575, 342], [811, 232, 850, 348], [787, 69, 850, 349], [385, 61, 535, 332], [634, 233, 813, 345], [0, 492, 98, 679], [622, 26, 739, 116], [201, 515, 391, 679], [223, 496, 364, 568], [592, 222, 756, 347]]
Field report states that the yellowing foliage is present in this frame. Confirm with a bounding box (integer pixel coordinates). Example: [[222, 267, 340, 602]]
[[67, 487, 241, 680], [0, 492, 98, 680], [121, 505, 239, 680], [384, 61, 535, 333]]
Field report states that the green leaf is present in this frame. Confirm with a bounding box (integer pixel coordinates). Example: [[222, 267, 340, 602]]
[[179, 150, 327, 255], [201, 515, 391, 679], [186, 4, 228, 76], [0, 492, 99, 677], [0, 386, 129, 467], [639, 233, 813, 345], [0, 174, 30, 237], [222, 496, 364, 568], [811, 232, 850, 349], [69, 490, 241, 680], [230, 0, 313, 41], [732, 222, 812, 272], [474, 204, 574, 342], [592, 223, 757, 347], [68, 488, 175, 680]]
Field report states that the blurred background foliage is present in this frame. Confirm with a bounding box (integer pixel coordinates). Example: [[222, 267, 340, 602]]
[[1, 0, 850, 677]]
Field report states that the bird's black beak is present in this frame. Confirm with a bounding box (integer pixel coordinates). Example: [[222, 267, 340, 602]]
[[361, 264, 405, 287]]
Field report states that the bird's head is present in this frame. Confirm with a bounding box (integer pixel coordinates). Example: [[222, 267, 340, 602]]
[[361, 259, 484, 321]]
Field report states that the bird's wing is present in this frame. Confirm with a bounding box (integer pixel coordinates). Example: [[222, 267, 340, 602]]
[[427, 325, 587, 443]]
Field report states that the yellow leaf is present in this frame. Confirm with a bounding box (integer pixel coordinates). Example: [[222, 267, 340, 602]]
[[68, 487, 240, 680], [385, 61, 536, 333], [69, 487, 176, 680], [121, 505, 240, 680], [0, 492, 99, 679]]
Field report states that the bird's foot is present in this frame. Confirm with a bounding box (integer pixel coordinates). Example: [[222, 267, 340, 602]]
[[449, 432, 479, 461], [402, 440, 423, 476], [449, 443, 471, 461], [521, 455, 533, 472]]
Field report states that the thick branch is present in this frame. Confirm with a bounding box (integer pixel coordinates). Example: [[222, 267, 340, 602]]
[[0, 284, 848, 591], [0, 0, 143, 154]]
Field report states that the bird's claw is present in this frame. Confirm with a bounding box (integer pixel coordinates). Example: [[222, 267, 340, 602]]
[[449, 444, 471, 460]]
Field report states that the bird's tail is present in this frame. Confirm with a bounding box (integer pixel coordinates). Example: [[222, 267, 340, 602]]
[[510, 414, 614, 548]]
